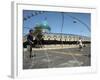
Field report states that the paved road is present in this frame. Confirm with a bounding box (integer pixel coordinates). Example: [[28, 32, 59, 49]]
[[23, 46, 91, 69]]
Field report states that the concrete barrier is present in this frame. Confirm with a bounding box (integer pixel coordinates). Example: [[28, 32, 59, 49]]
[[44, 44, 78, 48]]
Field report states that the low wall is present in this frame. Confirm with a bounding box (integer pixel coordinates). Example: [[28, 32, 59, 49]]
[[43, 44, 76, 48], [24, 44, 90, 51]]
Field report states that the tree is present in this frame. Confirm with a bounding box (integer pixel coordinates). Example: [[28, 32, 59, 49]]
[[33, 26, 43, 48]]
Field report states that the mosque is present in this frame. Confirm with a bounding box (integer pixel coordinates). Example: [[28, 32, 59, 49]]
[[23, 21, 90, 48]]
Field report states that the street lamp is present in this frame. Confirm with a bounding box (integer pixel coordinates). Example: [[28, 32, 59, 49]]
[[61, 12, 64, 47]]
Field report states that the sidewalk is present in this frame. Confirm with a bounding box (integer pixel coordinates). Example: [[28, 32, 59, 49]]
[[24, 45, 79, 51]]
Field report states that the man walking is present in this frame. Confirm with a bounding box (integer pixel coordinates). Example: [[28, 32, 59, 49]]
[[78, 37, 83, 51], [27, 29, 36, 58]]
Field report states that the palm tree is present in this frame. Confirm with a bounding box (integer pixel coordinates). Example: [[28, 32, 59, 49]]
[[33, 26, 43, 48]]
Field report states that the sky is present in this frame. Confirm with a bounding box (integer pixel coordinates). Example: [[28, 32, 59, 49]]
[[23, 10, 91, 37]]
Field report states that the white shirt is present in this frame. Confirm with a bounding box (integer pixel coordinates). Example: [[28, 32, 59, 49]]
[[79, 39, 83, 46]]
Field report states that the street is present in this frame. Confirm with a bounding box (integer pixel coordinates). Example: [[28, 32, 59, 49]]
[[23, 46, 91, 69]]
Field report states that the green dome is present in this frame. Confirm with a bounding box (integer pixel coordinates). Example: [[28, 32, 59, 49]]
[[41, 21, 51, 31], [36, 21, 51, 31]]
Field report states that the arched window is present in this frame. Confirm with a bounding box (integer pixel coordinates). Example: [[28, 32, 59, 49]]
[[48, 38, 50, 40], [47, 36, 51, 40], [53, 35, 57, 40]]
